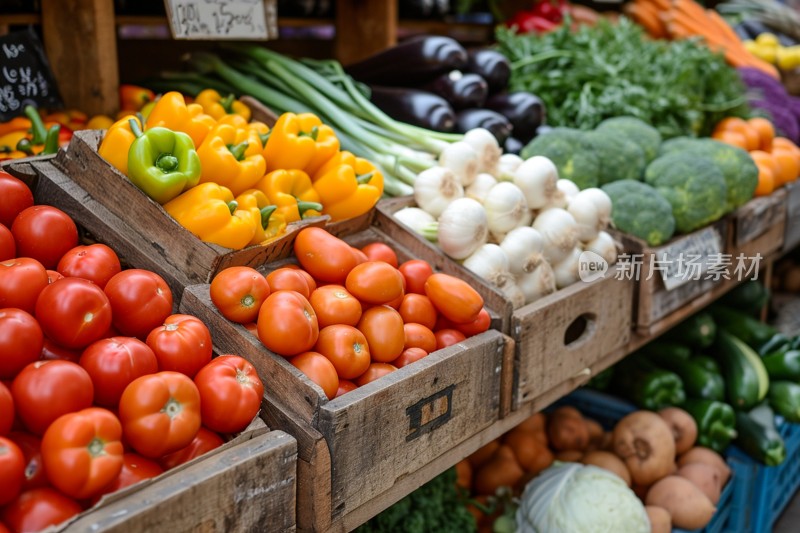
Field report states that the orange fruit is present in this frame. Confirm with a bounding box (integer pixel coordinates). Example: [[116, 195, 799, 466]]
[[712, 129, 748, 150], [773, 148, 800, 185], [754, 164, 775, 196], [773, 137, 800, 157], [715, 117, 749, 133], [740, 124, 761, 152], [748, 117, 775, 152]]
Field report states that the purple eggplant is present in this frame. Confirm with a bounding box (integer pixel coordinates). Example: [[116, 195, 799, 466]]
[[454, 109, 513, 144], [485, 92, 546, 143], [466, 49, 510, 94], [369, 86, 456, 132], [503, 137, 524, 155], [422, 71, 489, 110]]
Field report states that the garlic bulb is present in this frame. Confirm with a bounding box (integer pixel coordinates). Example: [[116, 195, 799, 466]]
[[466, 173, 498, 203], [437, 198, 489, 260], [500, 227, 545, 275], [514, 156, 559, 209], [484, 182, 530, 235], [553, 248, 582, 289], [557, 179, 580, 204], [463, 128, 502, 175], [393, 207, 436, 236], [585, 231, 618, 265], [518, 262, 557, 304], [532, 208, 579, 265], [496, 154, 524, 181], [414, 166, 464, 218], [463, 244, 515, 289], [567, 194, 602, 243], [575, 188, 612, 229]]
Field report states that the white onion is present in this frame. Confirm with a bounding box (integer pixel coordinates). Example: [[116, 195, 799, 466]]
[[463, 244, 515, 288], [437, 198, 489, 260], [557, 179, 580, 204], [514, 156, 559, 209], [567, 195, 602, 243], [553, 248, 582, 289], [484, 182, 530, 235], [517, 262, 557, 304], [586, 231, 618, 265], [438, 141, 480, 186], [496, 154, 524, 181], [576, 188, 612, 229], [392, 207, 436, 236], [501, 279, 527, 309], [500, 227, 545, 275], [532, 208, 579, 265], [463, 128, 502, 175], [542, 189, 568, 210], [466, 173, 497, 203], [414, 167, 464, 218]]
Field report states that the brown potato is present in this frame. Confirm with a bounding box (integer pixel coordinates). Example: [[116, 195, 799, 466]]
[[646, 476, 716, 530], [613, 411, 676, 486]]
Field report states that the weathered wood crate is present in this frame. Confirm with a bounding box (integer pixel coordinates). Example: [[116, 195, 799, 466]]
[[783, 181, 800, 251], [179, 225, 510, 532], [727, 191, 786, 258], [50, 130, 373, 297], [376, 196, 634, 411]]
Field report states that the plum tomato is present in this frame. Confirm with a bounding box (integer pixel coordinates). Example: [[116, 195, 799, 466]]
[[257, 290, 319, 357], [289, 351, 339, 400], [210, 266, 270, 324]]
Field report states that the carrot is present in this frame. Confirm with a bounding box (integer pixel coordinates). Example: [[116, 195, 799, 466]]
[[672, 0, 710, 22], [668, 10, 728, 48], [626, 3, 666, 38], [707, 10, 743, 47]]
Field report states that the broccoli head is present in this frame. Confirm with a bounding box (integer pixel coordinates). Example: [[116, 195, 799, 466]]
[[602, 179, 676, 246], [658, 136, 698, 157], [521, 128, 600, 189], [644, 153, 728, 233], [596, 116, 663, 163], [585, 131, 647, 184]]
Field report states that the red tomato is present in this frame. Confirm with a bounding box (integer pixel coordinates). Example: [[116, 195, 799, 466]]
[[1, 488, 81, 532], [392, 347, 428, 368], [335, 379, 358, 398], [361, 242, 399, 268], [46, 269, 64, 284], [35, 278, 112, 349], [89, 453, 163, 504], [295, 269, 317, 294], [398, 293, 438, 329], [0, 382, 13, 435], [315, 325, 371, 380], [146, 315, 213, 378], [293, 227, 359, 283], [0, 521, 7, 533], [345, 261, 405, 306], [0, 309, 43, 380], [399, 260, 434, 295], [425, 273, 484, 324], [0, 437, 24, 505], [266, 267, 314, 298], [0, 224, 15, 261], [194, 355, 264, 434], [355, 363, 397, 386], [40, 337, 81, 363], [104, 269, 173, 339], [0, 172, 34, 228], [357, 306, 405, 363], [257, 290, 319, 357], [12, 360, 94, 435], [309, 285, 362, 328], [210, 266, 270, 324], [289, 351, 339, 400], [159, 427, 224, 470], [56, 244, 121, 288], [435, 329, 467, 350], [243, 322, 260, 340], [119, 371, 201, 458], [0, 257, 49, 314], [41, 407, 124, 499], [80, 337, 159, 407], [351, 247, 368, 265], [11, 206, 78, 268], [7, 432, 47, 490], [403, 323, 437, 353], [453, 307, 491, 337]]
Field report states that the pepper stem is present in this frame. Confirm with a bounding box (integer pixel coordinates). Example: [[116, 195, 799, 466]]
[[220, 93, 236, 114], [129, 118, 144, 138], [227, 200, 239, 214], [356, 171, 374, 184], [15, 138, 33, 155], [42, 124, 61, 155], [296, 200, 323, 218], [24, 105, 47, 144], [155, 153, 179, 173], [227, 141, 249, 161], [258, 132, 270, 148], [260, 205, 277, 229], [299, 125, 319, 141]]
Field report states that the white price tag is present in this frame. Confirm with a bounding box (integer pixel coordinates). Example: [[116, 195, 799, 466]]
[[657, 226, 724, 291], [164, 0, 277, 40]]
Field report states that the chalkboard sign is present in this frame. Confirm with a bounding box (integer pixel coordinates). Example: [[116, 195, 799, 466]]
[[164, 0, 278, 40], [0, 28, 64, 121]]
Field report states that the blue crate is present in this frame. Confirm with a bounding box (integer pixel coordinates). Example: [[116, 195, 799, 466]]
[[554, 387, 750, 533], [728, 417, 800, 532]]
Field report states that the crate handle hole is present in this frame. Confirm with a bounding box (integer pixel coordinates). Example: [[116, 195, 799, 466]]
[[564, 313, 597, 346]]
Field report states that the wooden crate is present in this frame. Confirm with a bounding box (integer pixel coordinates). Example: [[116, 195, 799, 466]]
[[784, 181, 800, 251], [376, 196, 634, 411], [728, 191, 786, 258], [179, 225, 510, 532]]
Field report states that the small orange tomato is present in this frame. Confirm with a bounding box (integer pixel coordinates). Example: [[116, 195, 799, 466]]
[[289, 351, 339, 400], [158, 427, 224, 470], [398, 260, 434, 294], [257, 290, 319, 357], [453, 308, 491, 337], [355, 363, 397, 386], [398, 293, 438, 329], [244, 322, 260, 340], [335, 379, 357, 398], [403, 323, 437, 353], [425, 273, 484, 324], [309, 285, 362, 328], [266, 267, 314, 298], [351, 247, 368, 265], [295, 269, 317, 293], [315, 325, 371, 380], [357, 306, 405, 363], [193, 355, 264, 434], [392, 347, 428, 368], [294, 227, 359, 283], [361, 242, 399, 268], [345, 261, 405, 305], [435, 329, 467, 350], [210, 266, 270, 324], [748, 117, 775, 151]]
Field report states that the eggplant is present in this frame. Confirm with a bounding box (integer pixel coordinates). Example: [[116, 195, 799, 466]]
[[503, 137, 524, 155], [485, 92, 546, 143], [369, 86, 456, 132], [466, 49, 511, 94], [454, 109, 513, 144], [422, 71, 489, 110], [345, 36, 468, 86]]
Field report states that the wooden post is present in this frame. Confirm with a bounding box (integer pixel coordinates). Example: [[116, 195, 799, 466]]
[[335, 0, 397, 65], [41, 0, 119, 115]]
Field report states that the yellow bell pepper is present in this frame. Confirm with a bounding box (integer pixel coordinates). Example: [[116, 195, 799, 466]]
[[86, 115, 115, 130], [145, 91, 216, 148], [195, 89, 252, 122], [254, 169, 322, 223], [263, 113, 340, 173], [235, 189, 287, 246], [163, 182, 257, 250], [0, 116, 31, 137], [248, 121, 271, 151], [0, 130, 29, 153], [197, 124, 267, 196], [98, 115, 142, 176], [312, 151, 384, 221]]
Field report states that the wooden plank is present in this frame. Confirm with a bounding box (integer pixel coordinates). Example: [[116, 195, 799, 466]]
[[499, 334, 515, 419], [241, 95, 279, 128], [785, 181, 800, 250], [730, 191, 787, 248], [41, 0, 118, 116], [335, 0, 397, 65]]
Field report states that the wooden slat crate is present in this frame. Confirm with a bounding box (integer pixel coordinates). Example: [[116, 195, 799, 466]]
[[376, 196, 634, 411], [179, 225, 510, 532], [784, 181, 800, 251], [727, 191, 786, 258]]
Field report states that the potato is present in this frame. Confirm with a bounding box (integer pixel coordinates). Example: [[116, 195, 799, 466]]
[[473, 445, 524, 496], [658, 407, 697, 455], [677, 463, 723, 504], [547, 406, 590, 451], [582, 450, 632, 486], [645, 505, 671, 533], [678, 447, 731, 485], [646, 476, 716, 529], [613, 411, 676, 486], [555, 449, 584, 462]]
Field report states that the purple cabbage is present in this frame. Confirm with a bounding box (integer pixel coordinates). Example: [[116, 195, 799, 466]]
[[738, 67, 800, 143]]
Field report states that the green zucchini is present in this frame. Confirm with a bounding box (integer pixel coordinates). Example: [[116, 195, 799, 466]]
[[718, 280, 769, 315], [712, 330, 770, 410], [762, 349, 800, 381], [769, 381, 800, 423], [758, 333, 792, 357], [648, 355, 725, 401], [664, 312, 717, 349], [642, 341, 693, 361], [735, 404, 786, 466], [710, 306, 777, 350]]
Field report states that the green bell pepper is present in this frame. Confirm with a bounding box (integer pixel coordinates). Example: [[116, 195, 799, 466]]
[[693, 355, 722, 375], [735, 403, 785, 466], [127, 119, 201, 204], [681, 398, 738, 453], [762, 349, 800, 381], [612, 356, 685, 410], [650, 356, 725, 402], [769, 381, 800, 423]]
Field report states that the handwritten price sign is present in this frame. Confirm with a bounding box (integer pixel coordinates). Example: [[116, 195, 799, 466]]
[[0, 29, 62, 121], [165, 0, 277, 40]]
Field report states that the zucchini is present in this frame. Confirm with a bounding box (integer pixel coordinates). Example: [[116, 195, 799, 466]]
[[762, 349, 800, 381], [664, 312, 717, 349], [710, 306, 777, 350], [718, 280, 769, 315], [735, 404, 786, 466], [757, 333, 792, 357], [642, 341, 693, 361], [769, 381, 800, 423], [712, 330, 770, 410]]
